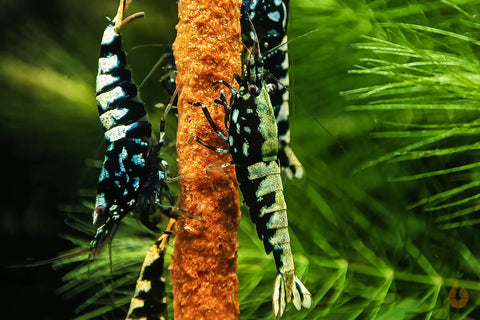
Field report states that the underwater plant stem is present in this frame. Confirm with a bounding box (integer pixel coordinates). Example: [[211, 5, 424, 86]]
[[170, 0, 242, 319]]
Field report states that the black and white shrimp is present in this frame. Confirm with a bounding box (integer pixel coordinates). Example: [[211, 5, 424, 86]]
[[241, 0, 304, 179], [93, 0, 188, 254], [126, 218, 177, 320], [190, 45, 311, 319]]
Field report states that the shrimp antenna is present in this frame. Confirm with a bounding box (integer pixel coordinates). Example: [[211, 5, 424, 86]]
[[139, 52, 170, 89], [246, 17, 261, 56], [265, 28, 319, 56], [113, 0, 145, 32]]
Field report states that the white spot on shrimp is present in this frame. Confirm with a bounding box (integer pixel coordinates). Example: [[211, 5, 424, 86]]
[[98, 54, 120, 74], [132, 138, 148, 147], [96, 86, 125, 111], [280, 39, 289, 70], [243, 141, 249, 156], [96, 74, 119, 93], [104, 123, 138, 142], [247, 161, 280, 180], [277, 100, 289, 122], [232, 108, 239, 123], [256, 170, 283, 197], [111, 107, 129, 120], [248, 0, 258, 11], [98, 164, 110, 182], [268, 228, 291, 247], [119, 147, 128, 172], [128, 297, 144, 310], [99, 108, 129, 130], [267, 10, 281, 22], [131, 154, 146, 167], [136, 279, 152, 293], [266, 208, 288, 229], [280, 2, 288, 28], [158, 170, 165, 180], [101, 25, 118, 45], [133, 177, 140, 191]]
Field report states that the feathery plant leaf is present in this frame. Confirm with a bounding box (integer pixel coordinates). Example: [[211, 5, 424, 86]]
[[343, 0, 480, 232], [55, 204, 175, 320]]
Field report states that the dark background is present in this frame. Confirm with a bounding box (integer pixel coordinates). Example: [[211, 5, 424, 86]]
[[1, 1, 178, 319]]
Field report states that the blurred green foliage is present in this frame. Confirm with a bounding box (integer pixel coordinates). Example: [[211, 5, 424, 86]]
[[3, 0, 480, 319]]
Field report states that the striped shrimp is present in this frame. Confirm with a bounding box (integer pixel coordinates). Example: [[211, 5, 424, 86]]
[[190, 44, 311, 319], [241, 0, 304, 179], [93, 0, 188, 254], [126, 218, 177, 320]]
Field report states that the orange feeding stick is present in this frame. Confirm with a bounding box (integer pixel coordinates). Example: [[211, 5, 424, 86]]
[[170, 0, 242, 319]]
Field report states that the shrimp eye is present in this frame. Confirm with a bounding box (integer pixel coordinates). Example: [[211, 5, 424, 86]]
[[248, 84, 258, 95]]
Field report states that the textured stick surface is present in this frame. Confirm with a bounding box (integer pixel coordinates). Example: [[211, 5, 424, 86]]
[[170, 0, 242, 319]]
